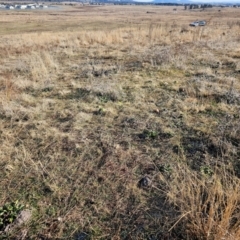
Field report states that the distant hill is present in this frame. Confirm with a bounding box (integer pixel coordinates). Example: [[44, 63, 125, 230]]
[[95, 0, 239, 5], [153, 0, 191, 3]]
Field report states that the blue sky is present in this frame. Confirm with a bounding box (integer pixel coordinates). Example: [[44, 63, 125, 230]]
[[134, 0, 240, 2], [192, 0, 239, 1]]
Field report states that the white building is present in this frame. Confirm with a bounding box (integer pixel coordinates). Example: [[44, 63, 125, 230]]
[[5, 5, 14, 9], [16, 5, 27, 9], [27, 5, 36, 9]]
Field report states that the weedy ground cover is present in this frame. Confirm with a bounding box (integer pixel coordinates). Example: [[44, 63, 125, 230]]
[[0, 5, 240, 239]]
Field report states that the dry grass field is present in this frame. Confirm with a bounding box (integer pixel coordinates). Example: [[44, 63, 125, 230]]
[[0, 4, 240, 239]]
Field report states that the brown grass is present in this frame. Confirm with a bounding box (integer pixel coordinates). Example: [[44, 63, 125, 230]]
[[0, 4, 240, 239]]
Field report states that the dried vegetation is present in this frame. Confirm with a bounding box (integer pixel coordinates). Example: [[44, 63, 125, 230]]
[[0, 5, 240, 239]]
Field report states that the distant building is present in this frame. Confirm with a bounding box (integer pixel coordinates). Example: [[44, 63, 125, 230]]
[[16, 5, 27, 9], [5, 5, 14, 9], [27, 5, 36, 9]]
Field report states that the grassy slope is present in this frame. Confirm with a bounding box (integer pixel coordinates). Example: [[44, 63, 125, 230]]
[[0, 5, 240, 239]]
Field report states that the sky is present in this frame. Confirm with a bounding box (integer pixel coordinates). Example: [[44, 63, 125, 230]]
[[190, 0, 240, 2], [134, 0, 240, 2]]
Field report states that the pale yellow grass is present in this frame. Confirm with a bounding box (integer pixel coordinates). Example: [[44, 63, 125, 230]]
[[0, 5, 240, 239], [167, 165, 240, 240]]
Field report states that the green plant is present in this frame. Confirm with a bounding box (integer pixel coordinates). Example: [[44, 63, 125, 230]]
[[0, 200, 24, 231], [142, 129, 158, 140], [200, 166, 214, 176], [94, 107, 105, 116], [158, 164, 172, 174], [99, 95, 110, 103]]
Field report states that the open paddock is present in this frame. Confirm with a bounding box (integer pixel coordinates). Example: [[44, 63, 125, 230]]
[[1, 4, 240, 240]]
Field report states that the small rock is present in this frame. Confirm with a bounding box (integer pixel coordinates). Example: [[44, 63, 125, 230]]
[[15, 209, 32, 225], [138, 176, 152, 188], [5, 209, 32, 233], [178, 87, 185, 93], [75, 232, 89, 240]]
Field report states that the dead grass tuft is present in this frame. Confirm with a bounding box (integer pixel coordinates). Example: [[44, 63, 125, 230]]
[[165, 165, 240, 239]]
